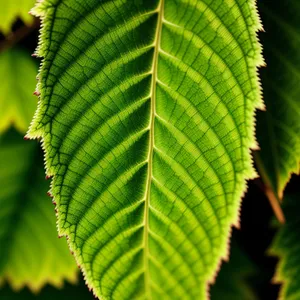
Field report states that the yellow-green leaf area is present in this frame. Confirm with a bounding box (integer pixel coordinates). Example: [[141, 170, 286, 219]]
[[28, 0, 263, 299], [0, 49, 37, 134], [0, 130, 78, 292]]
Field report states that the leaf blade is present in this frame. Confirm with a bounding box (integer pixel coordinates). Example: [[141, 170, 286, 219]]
[[28, 0, 263, 298]]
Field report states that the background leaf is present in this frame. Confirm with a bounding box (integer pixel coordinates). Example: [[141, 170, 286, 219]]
[[269, 193, 300, 300], [0, 49, 37, 134], [255, 0, 300, 199], [28, 0, 263, 298], [211, 240, 258, 300], [0, 0, 35, 35], [0, 129, 77, 292], [0, 278, 93, 300]]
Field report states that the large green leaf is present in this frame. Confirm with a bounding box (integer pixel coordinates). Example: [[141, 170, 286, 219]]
[[269, 193, 300, 300], [0, 129, 77, 292], [28, 0, 263, 298], [255, 0, 300, 199], [0, 49, 37, 134], [0, 0, 35, 34]]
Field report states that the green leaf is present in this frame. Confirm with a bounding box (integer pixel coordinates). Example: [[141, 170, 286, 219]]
[[0, 0, 35, 34], [211, 240, 258, 300], [255, 0, 300, 199], [269, 193, 300, 300], [0, 279, 94, 300], [28, 0, 263, 298], [0, 49, 37, 134], [0, 129, 77, 292]]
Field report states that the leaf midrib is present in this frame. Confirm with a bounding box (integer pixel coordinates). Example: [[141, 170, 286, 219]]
[[144, 0, 164, 297]]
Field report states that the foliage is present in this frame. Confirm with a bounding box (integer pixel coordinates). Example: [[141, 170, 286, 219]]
[[256, 0, 300, 200], [254, 0, 300, 296], [0, 0, 299, 299], [269, 193, 300, 300], [0, 279, 93, 300], [0, 49, 37, 134], [27, 0, 263, 298], [0, 129, 78, 292]]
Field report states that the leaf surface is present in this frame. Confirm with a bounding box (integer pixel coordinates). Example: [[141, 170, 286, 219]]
[[0, 129, 77, 292], [0, 49, 37, 134], [0, 0, 35, 34], [28, 0, 263, 298], [269, 193, 300, 300], [255, 0, 300, 199]]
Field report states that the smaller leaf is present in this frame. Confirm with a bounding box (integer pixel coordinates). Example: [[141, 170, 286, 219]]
[[211, 240, 258, 300], [0, 0, 35, 35], [269, 193, 300, 300], [0, 49, 37, 134], [0, 129, 77, 292], [0, 278, 93, 300], [255, 0, 300, 200]]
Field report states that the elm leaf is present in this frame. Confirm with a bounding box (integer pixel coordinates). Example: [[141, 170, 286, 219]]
[[28, 0, 263, 298]]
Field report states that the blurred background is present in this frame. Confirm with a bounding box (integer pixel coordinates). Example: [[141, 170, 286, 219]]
[[0, 1, 298, 299]]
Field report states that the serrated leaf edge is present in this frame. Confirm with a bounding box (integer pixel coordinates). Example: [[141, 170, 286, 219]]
[[26, 0, 265, 299]]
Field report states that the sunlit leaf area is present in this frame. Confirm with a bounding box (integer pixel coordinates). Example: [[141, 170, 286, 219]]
[[0, 0, 299, 299]]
